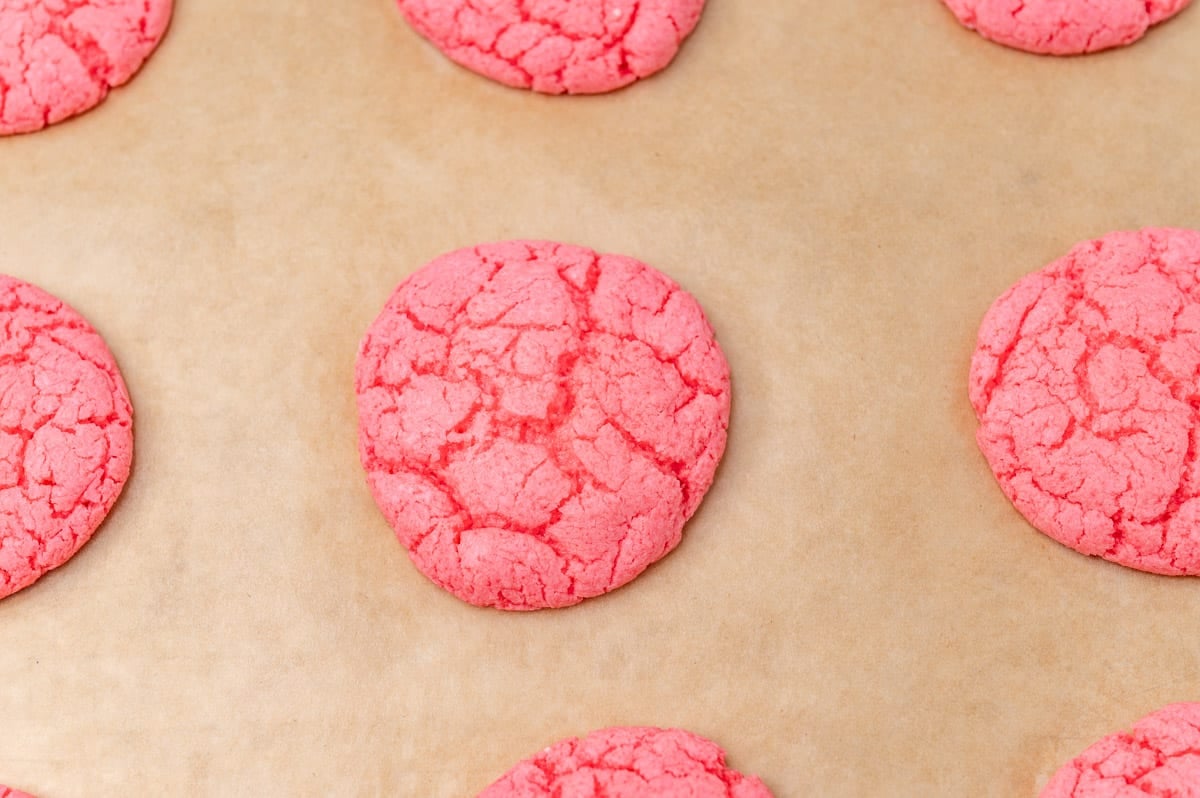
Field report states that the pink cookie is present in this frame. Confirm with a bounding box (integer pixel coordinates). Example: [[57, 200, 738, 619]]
[[356, 241, 731, 610], [480, 727, 773, 797], [0, 0, 173, 136], [1042, 703, 1200, 797], [941, 0, 1192, 55], [0, 276, 133, 599], [394, 0, 706, 94], [970, 228, 1200, 575], [0, 788, 33, 798]]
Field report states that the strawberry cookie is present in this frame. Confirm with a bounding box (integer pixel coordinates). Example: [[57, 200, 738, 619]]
[[395, 0, 706, 94], [941, 0, 1192, 55], [0, 0, 173, 135], [1042, 703, 1200, 797], [0, 275, 134, 599], [356, 241, 731, 610], [479, 727, 772, 797], [970, 228, 1200, 575]]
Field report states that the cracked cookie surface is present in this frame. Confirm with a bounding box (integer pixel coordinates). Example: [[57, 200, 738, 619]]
[[970, 228, 1200, 575], [941, 0, 1192, 54], [0, 276, 133, 599], [395, 0, 705, 94], [1042, 703, 1200, 797], [0, 0, 173, 135], [479, 727, 772, 797], [356, 241, 730, 610]]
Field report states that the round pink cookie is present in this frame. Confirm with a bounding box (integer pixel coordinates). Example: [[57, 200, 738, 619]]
[[970, 228, 1200, 575], [480, 727, 773, 797], [395, 0, 706, 94], [356, 240, 731, 610], [1041, 703, 1200, 797], [0, 0, 173, 136], [0, 276, 133, 599], [0, 788, 33, 798], [941, 0, 1192, 55]]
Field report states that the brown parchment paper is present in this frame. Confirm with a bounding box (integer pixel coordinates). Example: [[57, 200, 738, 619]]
[[1, 0, 1199, 795]]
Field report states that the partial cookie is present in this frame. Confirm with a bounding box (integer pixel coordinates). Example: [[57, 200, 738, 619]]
[[0, 276, 134, 599], [356, 240, 731, 610], [0, 0, 173, 135], [480, 727, 772, 797], [395, 0, 705, 94], [0, 787, 34, 798], [1042, 703, 1200, 797], [970, 228, 1200, 575], [941, 0, 1192, 55]]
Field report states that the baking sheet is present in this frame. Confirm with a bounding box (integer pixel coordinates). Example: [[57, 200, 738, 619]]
[[1, 0, 1199, 794]]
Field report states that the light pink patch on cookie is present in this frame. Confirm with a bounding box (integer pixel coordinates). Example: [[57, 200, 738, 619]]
[[941, 0, 1192, 55], [356, 240, 730, 610], [395, 0, 706, 94], [1042, 703, 1200, 797], [480, 727, 773, 798], [0, 0, 173, 135], [970, 228, 1200, 575], [0, 275, 134, 599]]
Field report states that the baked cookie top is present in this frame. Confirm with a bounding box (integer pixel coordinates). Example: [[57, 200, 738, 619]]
[[480, 727, 773, 797], [942, 0, 1191, 55], [1042, 703, 1200, 797], [356, 240, 730, 610], [0, 0, 173, 135], [395, 0, 705, 93], [0, 275, 133, 599], [971, 228, 1200, 575]]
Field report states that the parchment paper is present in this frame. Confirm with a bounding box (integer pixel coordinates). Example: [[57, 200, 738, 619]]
[[0, 0, 1198, 795]]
